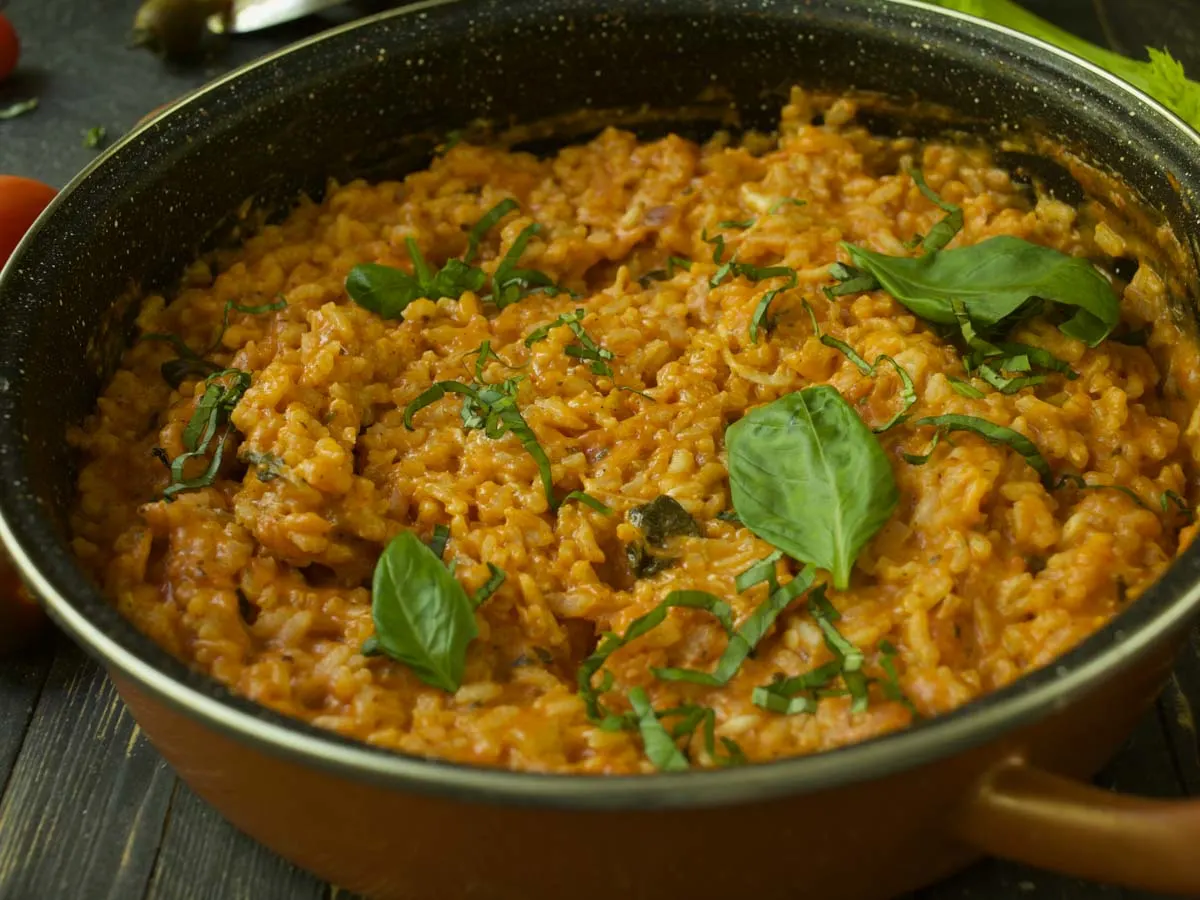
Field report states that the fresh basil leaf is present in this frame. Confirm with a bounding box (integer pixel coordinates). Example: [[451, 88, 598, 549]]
[[628, 496, 701, 547], [578, 591, 734, 722], [472, 563, 506, 608], [628, 687, 689, 771], [823, 262, 880, 299], [465, 198, 519, 264], [909, 169, 964, 254], [952, 298, 1004, 358], [367, 531, 478, 692], [562, 491, 613, 515], [841, 235, 1119, 347], [991, 342, 1077, 378], [947, 376, 986, 399], [346, 262, 421, 319], [914, 414, 1052, 485], [975, 364, 1047, 395], [653, 566, 814, 686], [727, 386, 899, 589]]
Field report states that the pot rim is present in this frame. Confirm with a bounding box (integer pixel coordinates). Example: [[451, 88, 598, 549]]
[[3, 0, 1200, 810]]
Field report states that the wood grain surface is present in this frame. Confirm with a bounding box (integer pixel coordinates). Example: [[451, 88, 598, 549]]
[[0, 1, 1197, 898]]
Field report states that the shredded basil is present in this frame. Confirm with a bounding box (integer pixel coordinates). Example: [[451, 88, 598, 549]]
[[562, 491, 613, 515], [727, 386, 899, 590], [628, 687, 689, 771], [163, 369, 252, 499], [911, 414, 1052, 485], [947, 376, 986, 399], [404, 377, 557, 509], [578, 591, 734, 725], [1162, 490, 1194, 522], [466, 340, 523, 382], [428, 524, 451, 560], [472, 563, 506, 608], [365, 532, 479, 692], [145, 296, 286, 388], [748, 269, 799, 344], [718, 218, 755, 229], [490, 223, 561, 308], [465, 198, 519, 264], [751, 660, 842, 714], [625, 496, 701, 578], [525, 309, 615, 376], [638, 256, 692, 287], [909, 168, 964, 254], [767, 197, 807, 215]]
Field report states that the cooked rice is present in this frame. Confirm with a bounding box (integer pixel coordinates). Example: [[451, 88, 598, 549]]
[[68, 88, 1200, 773]]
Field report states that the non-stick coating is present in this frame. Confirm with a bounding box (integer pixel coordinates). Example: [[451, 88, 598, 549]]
[[1, 0, 1199, 807]]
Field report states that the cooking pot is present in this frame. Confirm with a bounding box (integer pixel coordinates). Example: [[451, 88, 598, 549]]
[[1, 1, 1199, 897]]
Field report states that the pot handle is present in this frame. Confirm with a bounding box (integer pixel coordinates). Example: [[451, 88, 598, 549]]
[[955, 758, 1200, 894]]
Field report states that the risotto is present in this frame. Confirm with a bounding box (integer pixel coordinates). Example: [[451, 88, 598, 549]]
[[69, 89, 1200, 773]]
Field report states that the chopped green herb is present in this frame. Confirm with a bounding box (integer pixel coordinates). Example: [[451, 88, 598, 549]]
[[902, 430, 942, 466], [616, 385, 655, 400], [628, 496, 701, 547], [465, 198, 519, 264], [811, 319, 917, 433], [717, 218, 756, 229], [562, 491, 613, 515], [638, 256, 693, 287], [0, 98, 38, 120], [490, 223, 561, 308], [653, 566, 814, 686], [909, 169, 964, 254], [1162, 490, 1194, 522], [428, 524, 451, 560], [877, 640, 919, 716], [242, 450, 286, 482], [525, 309, 615, 376], [403, 378, 557, 509], [947, 376, 986, 399], [628, 687, 689, 771], [767, 197, 807, 215], [164, 369, 252, 499], [727, 386, 899, 589], [715, 509, 741, 524], [466, 340, 523, 382], [748, 269, 799, 344], [625, 544, 679, 579], [82, 125, 108, 149], [911, 414, 1052, 485], [472, 563, 506, 608], [144, 296, 286, 388], [1052, 474, 1151, 510], [578, 591, 735, 724], [751, 660, 842, 714]]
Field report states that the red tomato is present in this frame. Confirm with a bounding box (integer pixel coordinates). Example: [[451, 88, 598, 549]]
[[0, 176, 57, 266], [0, 14, 19, 83]]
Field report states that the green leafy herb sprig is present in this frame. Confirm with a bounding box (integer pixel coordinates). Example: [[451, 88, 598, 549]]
[[826, 170, 1120, 348], [345, 199, 564, 320], [525, 309, 615, 376], [161, 368, 251, 499], [403, 342, 610, 514]]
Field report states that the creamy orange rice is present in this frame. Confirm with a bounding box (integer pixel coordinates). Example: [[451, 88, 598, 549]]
[[69, 89, 1200, 773]]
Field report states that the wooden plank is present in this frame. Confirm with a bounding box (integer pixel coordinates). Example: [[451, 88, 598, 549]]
[[0, 637, 53, 793], [0, 642, 176, 900], [144, 781, 327, 900], [1158, 628, 1200, 795]]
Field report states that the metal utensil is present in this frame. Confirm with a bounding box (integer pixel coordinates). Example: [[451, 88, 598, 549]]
[[219, 0, 350, 33]]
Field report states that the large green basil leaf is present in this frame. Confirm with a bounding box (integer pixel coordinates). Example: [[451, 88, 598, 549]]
[[844, 235, 1119, 347], [368, 531, 479, 692], [727, 386, 898, 589]]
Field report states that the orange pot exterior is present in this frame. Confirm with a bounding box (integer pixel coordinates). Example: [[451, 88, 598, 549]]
[[108, 634, 1182, 900], [0, 556, 45, 656]]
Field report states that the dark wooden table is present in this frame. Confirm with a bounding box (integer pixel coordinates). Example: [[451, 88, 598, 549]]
[[1, 1, 1198, 898]]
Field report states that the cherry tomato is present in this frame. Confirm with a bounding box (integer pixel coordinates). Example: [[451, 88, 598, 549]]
[[0, 14, 19, 84], [0, 176, 57, 266]]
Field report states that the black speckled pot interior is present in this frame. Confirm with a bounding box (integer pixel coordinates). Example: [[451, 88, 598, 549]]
[[1, 0, 1200, 806]]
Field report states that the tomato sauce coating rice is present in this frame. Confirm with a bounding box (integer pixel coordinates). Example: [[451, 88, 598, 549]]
[[69, 89, 1200, 773]]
